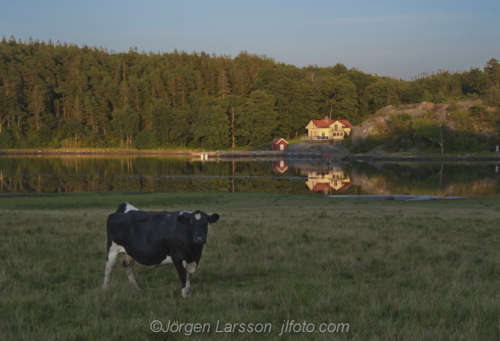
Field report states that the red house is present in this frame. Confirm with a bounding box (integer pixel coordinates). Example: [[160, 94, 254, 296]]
[[270, 138, 289, 151]]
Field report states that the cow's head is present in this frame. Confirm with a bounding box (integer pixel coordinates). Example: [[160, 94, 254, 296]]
[[177, 210, 220, 244]]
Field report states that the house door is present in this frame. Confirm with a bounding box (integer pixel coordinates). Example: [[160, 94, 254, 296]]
[[280, 144, 284, 151]]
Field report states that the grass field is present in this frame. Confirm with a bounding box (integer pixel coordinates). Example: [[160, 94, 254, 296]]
[[1, 192, 500, 340]]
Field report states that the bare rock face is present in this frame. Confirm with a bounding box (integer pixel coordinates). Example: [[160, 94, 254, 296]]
[[351, 100, 486, 142]]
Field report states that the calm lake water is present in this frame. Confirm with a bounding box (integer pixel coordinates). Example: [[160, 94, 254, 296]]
[[1, 156, 500, 198]]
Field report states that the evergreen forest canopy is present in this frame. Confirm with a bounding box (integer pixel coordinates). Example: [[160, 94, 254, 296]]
[[0, 36, 499, 150]]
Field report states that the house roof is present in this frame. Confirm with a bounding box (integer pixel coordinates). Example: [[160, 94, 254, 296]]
[[311, 183, 334, 191], [338, 183, 352, 190], [311, 119, 353, 128], [270, 138, 289, 145], [311, 182, 352, 191]]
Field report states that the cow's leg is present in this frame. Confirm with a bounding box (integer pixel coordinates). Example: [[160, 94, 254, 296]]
[[123, 254, 141, 291], [182, 261, 197, 297], [103, 250, 118, 289], [185, 272, 192, 297], [103, 241, 124, 289], [185, 261, 197, 274], [174, 261, 191, 298]]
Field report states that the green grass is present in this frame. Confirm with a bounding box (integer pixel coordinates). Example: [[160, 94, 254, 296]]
[[1, 193, 500, 340]]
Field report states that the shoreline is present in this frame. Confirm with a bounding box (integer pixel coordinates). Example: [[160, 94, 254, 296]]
[[0, 149, 191, 156], [1, 148, 500, 162]]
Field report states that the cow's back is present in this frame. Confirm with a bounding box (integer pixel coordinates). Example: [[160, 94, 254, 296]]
[[106, 210, 176, 265]]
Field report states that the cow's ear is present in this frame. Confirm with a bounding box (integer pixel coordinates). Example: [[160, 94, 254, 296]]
[[209, 213, 220, 224], [177, 215, 190, 225]]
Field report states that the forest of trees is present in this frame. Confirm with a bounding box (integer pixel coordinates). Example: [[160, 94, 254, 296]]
[[0, 36, 499, 150]]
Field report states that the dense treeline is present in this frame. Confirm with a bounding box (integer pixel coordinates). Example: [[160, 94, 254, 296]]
[[0, 36, 499, 149]]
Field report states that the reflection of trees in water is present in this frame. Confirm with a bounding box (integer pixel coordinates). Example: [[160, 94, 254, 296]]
[[348, 162, 500, 197], [1, 157, 500, 197], [0, 157, 312, 195], [0, 175, 312, 195]]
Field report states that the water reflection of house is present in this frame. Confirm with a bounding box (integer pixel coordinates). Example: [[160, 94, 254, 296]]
[[304, 165, 351, 193], [271, 160, 288, 173]]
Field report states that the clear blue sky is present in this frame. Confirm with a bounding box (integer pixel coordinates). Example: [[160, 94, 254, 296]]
[[2, 0, 499, 79]]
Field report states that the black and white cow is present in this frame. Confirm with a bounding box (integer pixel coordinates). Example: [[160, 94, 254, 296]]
[[103, 203, 220, 298]]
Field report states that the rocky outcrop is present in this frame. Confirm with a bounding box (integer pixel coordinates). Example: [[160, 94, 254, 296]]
[[351, 100, 486, 141]]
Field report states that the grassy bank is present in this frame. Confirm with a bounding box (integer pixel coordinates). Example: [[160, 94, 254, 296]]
[[0, 147, 193, 155], [0, 142, 275, 155], [1, 192, 500, 340]]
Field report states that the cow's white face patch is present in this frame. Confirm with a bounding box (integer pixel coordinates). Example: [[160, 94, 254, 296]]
[[125, 203, 139, 213], [195, 213, 201, 220]]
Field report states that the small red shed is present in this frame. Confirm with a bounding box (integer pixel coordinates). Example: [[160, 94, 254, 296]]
[[270, 138, 289, 151]]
